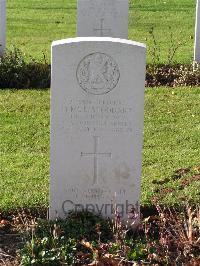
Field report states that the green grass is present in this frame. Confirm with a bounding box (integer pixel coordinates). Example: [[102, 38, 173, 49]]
[[0, 88, 199, 211], [0, 90, 50, 209], [7, 0, 195, 64]]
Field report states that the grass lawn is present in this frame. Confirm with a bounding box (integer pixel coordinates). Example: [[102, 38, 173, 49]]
[[7, 0, 195, 64], [0, 88, 199, 211]]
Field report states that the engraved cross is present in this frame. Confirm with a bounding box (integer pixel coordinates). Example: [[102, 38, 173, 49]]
[[81, 136, 112, 185], [93, 18, 111, 36]]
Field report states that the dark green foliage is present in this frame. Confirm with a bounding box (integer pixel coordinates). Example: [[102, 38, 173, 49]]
[[24, 60, 50, 89], [36, 211, 112, 242], [20, 211, 112, 265], [0, 48, 50, 89], [2, 48, 200, 88], [21, 237, 77, 265], [19, 207, 200, 265], [0, 48, 27, 88]]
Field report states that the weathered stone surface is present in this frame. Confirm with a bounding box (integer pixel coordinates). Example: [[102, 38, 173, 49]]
[[194, 0, 200, 61], [77, 0, 128, 38], [50, 37, 146, 221]]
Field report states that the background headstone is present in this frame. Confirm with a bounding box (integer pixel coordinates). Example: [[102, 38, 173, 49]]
[[0, 0, 6, 56], [194, 0, 200, 62], [50, 37, 146, 221], [77, 0, 129, 39]]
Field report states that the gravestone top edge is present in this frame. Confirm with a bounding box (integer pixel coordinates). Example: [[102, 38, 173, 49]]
[[50, 29, 146, 221], [52, 37, 146, 49]]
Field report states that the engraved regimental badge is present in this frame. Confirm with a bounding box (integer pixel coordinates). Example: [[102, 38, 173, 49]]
[[76, 52, 120, 95]]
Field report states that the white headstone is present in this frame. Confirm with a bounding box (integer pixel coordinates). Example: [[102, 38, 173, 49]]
[[194, 0, 200, 62], [77, 0, 129, 39], [0, 0, 6, 56], [50, 37, 146, 221]]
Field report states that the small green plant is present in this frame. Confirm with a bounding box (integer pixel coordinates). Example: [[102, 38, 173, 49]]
[[6, 205, 200, 265], [0, 47, 27, 88], [144, 26, 200, 87], [19, 211, 112, 265], [148, 26, 183, 66], [21, 235, 77, 265], [0, 47, 50, 88], [148, 27, 161, 66]]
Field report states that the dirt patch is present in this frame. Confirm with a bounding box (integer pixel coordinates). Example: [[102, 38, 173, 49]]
[[0, 227, 21, 265]]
